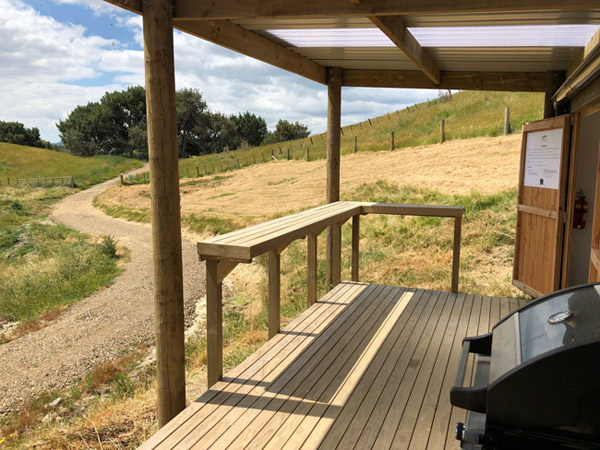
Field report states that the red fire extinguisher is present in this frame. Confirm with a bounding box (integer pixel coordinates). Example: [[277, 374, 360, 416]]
[[573, 190, 588, 230]]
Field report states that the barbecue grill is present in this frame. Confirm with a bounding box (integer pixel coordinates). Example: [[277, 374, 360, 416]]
[[450, 283, 600, 449]]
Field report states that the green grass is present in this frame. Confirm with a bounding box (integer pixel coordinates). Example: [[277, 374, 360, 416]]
[[0, 144, 140, 327], [167, 90, 542, 180], [0, 220, 123, 322], [0, 142, 142, 188]]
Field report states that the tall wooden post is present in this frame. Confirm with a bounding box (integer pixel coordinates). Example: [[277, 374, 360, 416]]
[[544, 71, 566, 118], [353, 136, 358, 153], [142, 0, 186, 427], [390, 131, 395, 151], [326, 67, 342, 290]]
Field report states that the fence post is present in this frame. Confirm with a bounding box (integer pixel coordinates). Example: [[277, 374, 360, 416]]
[[306, 147, 310, 161], [310, 137, 313, 145], [353, 136, 358, 153], [440, 119, 446, 144], [340, 127, 344, 136], [70, 176, 75, 188], [271, 149, 275, 159], [390, 131, 395, 151], [236, 159, 240, 169], [196, 166, 200, 177], [287, 148, 291, 160], [368, 118, 372, 126], [504, 107, 511, 135]]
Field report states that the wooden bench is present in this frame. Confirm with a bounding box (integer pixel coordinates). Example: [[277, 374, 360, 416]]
[[197, 201, 465, 386]]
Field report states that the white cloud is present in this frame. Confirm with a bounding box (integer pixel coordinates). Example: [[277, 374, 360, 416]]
[[2, 0, 433, 143]]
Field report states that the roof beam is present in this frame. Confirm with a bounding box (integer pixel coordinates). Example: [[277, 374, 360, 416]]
[[172, 0, 600, 20], [553, 29, 600, 103], [175, 20, 328, 84], [369, 15, 440, 84], [343, 70, 547, 91], [103, 1, 328, 84]]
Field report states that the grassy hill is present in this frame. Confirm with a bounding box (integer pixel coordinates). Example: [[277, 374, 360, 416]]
[[175, 90, 543, 177], [0, 143, 142, 189]]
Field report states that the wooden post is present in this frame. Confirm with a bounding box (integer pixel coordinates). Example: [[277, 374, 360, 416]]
[[332, 222, 342, 286], [120, 174, 124, 186], [390, 131, 395, 151], [326, 67, 342, 290], [271, 149, 275, 159], [206, 260, 222, 387], [306, 147, 310, 161], [340, 127, 344, 136], [236, 159, 240, 169], [352, 215, 360, 282], [504, 107, 511, 135], [142, 0, 185, 427], [307, 234, 317, 306], [70, 176, 74, 188], [287, 148, 291, 160], [440, 119, 446, 144], [451, 215, 462, 293], [268, 249, 280, 338], [310, 137, 314, 145], [353, 136, 357, 153], [544, 71, 566, 118], [196, 166, 200, 177]]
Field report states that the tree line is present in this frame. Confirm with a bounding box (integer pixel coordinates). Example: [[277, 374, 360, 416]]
[[0, 121, 58, 150], [57, 86, 310, 159]]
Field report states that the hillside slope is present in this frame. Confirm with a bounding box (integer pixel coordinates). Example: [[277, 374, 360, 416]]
[[0, 143, 142, 188], [176, 90, 542, 176]]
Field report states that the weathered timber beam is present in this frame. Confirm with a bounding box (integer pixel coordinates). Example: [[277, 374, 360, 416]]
[[369, 15, 440, 84], [175, 20, 328, 84], [343, 70, 547, 92], [172, 0, 600, 20], [102, 1, 327, 84]]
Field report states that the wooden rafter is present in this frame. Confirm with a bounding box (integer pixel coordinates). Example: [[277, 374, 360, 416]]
[[369, 15, 440, 84], [554, 28, 600, 103], [172, 0, 600, 20], [343, 70, 547, 92], [175, 20, 328, 84], [103, 0, 328, 84]]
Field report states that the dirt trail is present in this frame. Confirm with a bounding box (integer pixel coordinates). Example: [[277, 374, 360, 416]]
[[0, 167, 205, 413]]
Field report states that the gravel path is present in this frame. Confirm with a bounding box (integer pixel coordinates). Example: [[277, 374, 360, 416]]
[[0, 168, 205, 413]]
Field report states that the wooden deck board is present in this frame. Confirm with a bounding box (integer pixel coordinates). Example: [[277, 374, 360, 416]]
[[142, 284, 524, 450]]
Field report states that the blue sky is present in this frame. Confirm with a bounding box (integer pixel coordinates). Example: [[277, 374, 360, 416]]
[[0, 0, 434, 143]]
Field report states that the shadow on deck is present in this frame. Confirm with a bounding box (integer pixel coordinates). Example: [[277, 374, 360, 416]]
[[141, 282, 526, 450]]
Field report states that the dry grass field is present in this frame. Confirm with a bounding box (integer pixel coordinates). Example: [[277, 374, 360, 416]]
[[97, 133, 521, 230]]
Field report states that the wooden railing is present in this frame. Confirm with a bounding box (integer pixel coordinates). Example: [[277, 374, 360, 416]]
[[197, 201, 465, 386]]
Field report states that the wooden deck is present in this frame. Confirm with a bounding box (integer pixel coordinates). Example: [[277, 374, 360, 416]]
[[141, 282, 526, 450]]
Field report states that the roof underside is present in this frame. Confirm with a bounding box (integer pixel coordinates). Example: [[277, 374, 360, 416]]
[[236, 15, 598, 73], [106, 1, 600, 93]]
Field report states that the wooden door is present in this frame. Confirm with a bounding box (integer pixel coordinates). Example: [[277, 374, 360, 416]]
[[513, 115, 571, 298], [589, 142, 600, 282]]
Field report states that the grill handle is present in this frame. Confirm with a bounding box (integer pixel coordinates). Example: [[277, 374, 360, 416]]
[[450, 333, 492, 413]]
